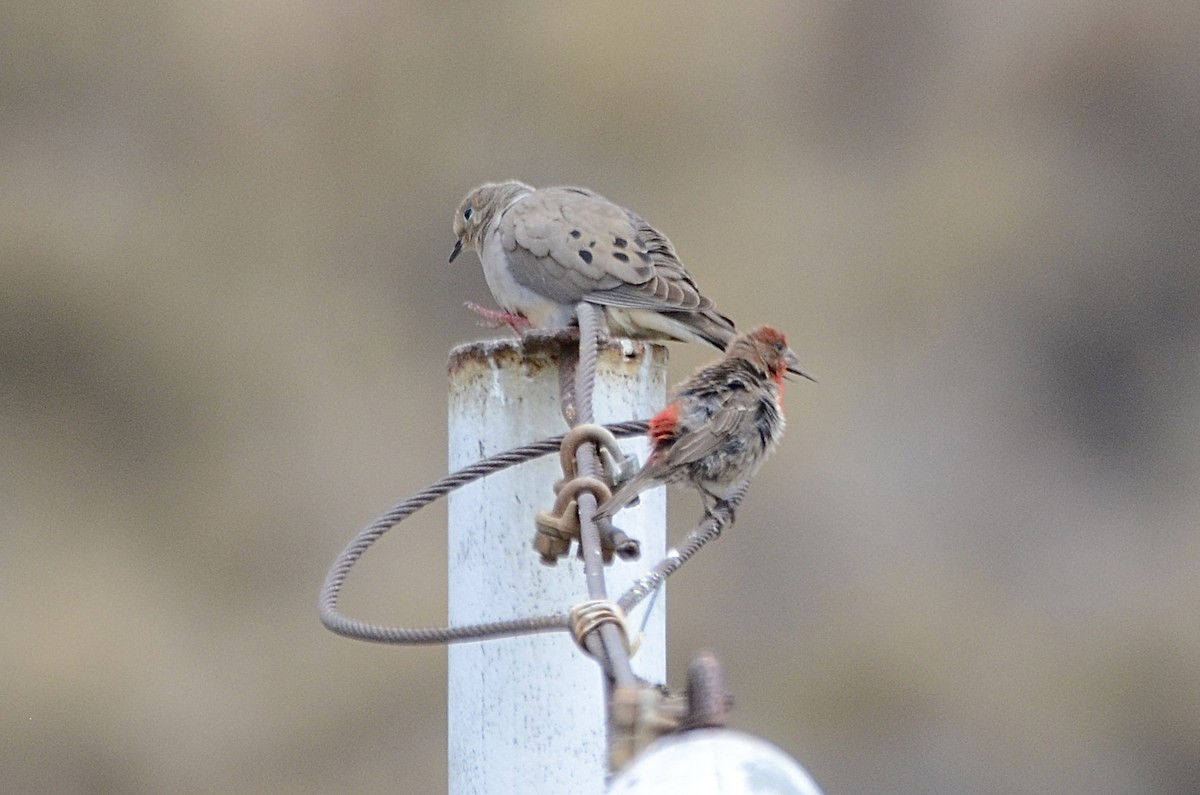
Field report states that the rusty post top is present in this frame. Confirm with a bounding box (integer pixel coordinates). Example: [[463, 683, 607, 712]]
[[447, 329, 668, 377]]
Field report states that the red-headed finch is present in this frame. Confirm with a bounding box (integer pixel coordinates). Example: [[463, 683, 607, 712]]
[[594, 325, 797, 520]]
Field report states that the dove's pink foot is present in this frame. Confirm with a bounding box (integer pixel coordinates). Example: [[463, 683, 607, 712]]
[[464, 302, 532, 333]]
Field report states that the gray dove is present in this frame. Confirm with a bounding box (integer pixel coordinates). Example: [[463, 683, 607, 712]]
[[450, 180, 813, 380]]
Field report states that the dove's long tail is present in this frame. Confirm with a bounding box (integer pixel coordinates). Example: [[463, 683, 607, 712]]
[[668, 309, 738, 351], [603, 306, 736, 350], [602, 305, 815, 381]]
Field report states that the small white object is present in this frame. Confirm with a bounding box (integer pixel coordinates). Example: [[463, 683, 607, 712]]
[[607, 729, 824, 795]]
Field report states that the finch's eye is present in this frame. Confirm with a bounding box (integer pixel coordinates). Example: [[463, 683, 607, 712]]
[[463, 207, 474, 221]]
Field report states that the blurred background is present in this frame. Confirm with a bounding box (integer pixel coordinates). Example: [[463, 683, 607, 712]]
[[4, 1, 1199, 792]]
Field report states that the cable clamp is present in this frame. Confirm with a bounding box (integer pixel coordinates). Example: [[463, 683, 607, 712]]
[[534, 475, 640, 566], [556, 423, 640, 494], [569, 599, 639, 657]]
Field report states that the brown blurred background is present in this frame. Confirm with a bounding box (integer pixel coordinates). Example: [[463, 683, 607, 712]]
[[4, 2, 1199, 792]]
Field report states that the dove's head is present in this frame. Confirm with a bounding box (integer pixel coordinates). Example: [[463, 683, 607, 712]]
[[450, 180, 535, 263]]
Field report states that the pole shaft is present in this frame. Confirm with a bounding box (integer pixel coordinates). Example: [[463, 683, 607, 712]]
[[447, 334, 667, 795]]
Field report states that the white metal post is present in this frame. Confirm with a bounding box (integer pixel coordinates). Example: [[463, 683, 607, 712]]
[[447, 334, 668, 795]]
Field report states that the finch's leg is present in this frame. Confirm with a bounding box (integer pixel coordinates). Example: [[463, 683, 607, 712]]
[[699, 491, 737, 530]]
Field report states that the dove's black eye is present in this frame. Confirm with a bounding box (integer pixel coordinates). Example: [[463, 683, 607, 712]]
[[463, 207, 473, 221]]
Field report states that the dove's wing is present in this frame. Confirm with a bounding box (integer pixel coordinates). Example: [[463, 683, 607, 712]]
[[594, 213, 713, 311], [498, 187, 714, 312]]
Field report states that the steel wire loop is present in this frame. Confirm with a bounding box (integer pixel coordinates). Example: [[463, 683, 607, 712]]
[[569, 599, 635, 656], [318, 305, 744, 650]]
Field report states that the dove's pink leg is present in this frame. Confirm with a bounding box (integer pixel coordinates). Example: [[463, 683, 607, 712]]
[[464, 302, 532, 333]]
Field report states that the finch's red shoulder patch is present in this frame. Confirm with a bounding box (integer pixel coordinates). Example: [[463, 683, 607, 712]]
[[648, 403, 680, 446]]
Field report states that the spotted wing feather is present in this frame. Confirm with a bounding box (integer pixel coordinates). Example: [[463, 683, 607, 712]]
[[499, 187, 716, 314]]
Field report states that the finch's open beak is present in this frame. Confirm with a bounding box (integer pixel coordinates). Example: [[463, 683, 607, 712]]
[[785, 349, 817, 383], [448, 238, 464, 263]]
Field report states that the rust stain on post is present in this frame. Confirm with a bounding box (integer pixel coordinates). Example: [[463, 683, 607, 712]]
[[448, 329, 668, 379]]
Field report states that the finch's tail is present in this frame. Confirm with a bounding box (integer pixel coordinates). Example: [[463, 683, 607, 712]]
[[593, 472, 657, 520]]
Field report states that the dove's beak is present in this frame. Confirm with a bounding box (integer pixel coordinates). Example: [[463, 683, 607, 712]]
[[449, 238, 464, 263], [784, 349, 817, 383]]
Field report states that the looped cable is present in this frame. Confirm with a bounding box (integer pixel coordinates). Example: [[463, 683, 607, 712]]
[[318, 312, 764, 775], [319, 320, 748, 651], [318, 421, 648, 645], [317, 419, 743, 647]]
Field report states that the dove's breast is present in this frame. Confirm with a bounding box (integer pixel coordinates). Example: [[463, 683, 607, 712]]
[[478, 229, 576, 328]]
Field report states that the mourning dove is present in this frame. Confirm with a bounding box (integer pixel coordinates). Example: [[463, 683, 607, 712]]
[[450, 180, 813, 380], [594, 325, 796, 520]]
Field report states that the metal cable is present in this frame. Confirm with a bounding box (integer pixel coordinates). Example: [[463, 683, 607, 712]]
[[317, 324, 766, 776], [617, 482, 748, 615], [318, 420, 647, 645], [318, 333, 749, 649], [571, 304, 639, 688]]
